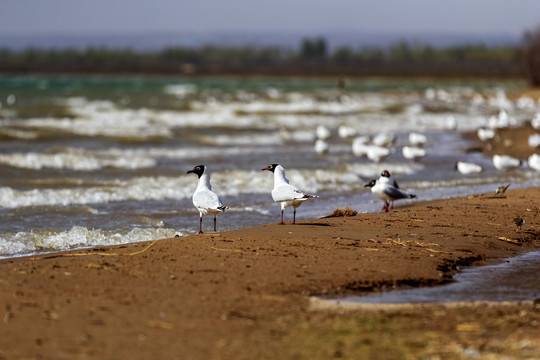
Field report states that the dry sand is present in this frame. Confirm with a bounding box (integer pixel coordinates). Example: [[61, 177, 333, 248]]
[[0, 120, 539, 360]]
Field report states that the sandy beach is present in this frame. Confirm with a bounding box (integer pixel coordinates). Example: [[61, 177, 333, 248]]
[[0, 183, 539, 359]]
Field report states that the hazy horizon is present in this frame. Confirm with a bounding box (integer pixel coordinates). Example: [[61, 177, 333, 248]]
[[1, 1, 539, 39]]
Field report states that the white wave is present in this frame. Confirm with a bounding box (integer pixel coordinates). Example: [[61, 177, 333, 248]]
[[0, 147, 156, 170], [0, 145, 281, 171], [0, 226, 180, 257]]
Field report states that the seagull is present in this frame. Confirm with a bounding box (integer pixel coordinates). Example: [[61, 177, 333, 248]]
[[532, 113, 540, 130], [314, 139, 329, 155], [495, 184, 511, 194], [378, 170, 399, 210], [372, 132, 396, 147], [379, 170, 399, 188], [338, 125, 357, 138], [262, 164, 318, 224], [364, 179, 416, 213], [366, 145, 391, 163], [187, 165, 227, 234], [514, 215, 524, 232], [477, 127, 496, 141], [455, 161, 483, 175], [493, 155, 522, 171], [316, 125, 331, 140], [402, 146, 426, 161], [408, 132, 427, 147], [529, 134, 540, 148], [529, 153, 540, 172]]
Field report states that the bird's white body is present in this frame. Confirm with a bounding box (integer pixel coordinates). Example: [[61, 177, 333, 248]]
[[408, 132, 427, 146], [338, 125, 357, 138], [366, 145, 391, 163], [270, 165, 311, 209], [192, 171, 225, 216], [477, 127, 496, 141], [316, 125, 331, 140], [314, 139, 329, 155], [493, 155, 521, 171], [372, 132, 396, 147], [529, 153, 540, 172], [378, 173, 399, 188], [402, 146, 426, 160], [528, 134, 540, 148], [532, 113, 540, 130], [456, 161, 483, 175], [188, 165, 226, 234]]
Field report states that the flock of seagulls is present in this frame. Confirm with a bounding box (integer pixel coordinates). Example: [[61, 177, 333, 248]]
[[315, 109, 539, 175], [187, 163, 416, 233], [186, 107, 538, 233]]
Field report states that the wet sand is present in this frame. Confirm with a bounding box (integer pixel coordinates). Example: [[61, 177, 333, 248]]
[[0, 118, 539, 359]]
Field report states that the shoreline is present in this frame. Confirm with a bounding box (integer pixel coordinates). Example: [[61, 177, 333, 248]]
[[0, 187, 539, 359]]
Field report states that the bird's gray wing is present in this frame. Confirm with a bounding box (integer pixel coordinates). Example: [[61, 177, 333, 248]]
[[383, 186, 413, 200]]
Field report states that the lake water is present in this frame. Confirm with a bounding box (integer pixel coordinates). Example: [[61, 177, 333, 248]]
[[329, 249, 540, 304], [0, 75, 539, 258]]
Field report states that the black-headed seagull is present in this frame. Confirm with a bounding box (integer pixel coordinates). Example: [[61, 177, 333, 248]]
[[262, 164, 318, 224], [364, 179, 416, 213], [187, 165, 227, 234], [378, 170, 399, 210]]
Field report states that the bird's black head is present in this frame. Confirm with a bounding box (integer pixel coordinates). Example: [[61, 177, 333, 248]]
[[187, 165, 205, 178], [364, 179, 377, 188], [381, 170, 391, 178], [262, 164, 279, 173]]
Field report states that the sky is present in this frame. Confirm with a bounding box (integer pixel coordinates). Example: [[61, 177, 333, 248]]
[[1, 0, 539, 37]]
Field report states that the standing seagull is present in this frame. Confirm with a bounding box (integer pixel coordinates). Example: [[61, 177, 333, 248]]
[[262, 164, 318, 224], [187, 165, 227, 234], [364, 179, 416, 212], [378, 170, 399, 210]]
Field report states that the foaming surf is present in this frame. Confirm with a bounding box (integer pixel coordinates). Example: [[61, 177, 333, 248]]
[[0, 227, 181, 259]]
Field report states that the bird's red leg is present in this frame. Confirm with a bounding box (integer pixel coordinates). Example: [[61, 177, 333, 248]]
[[279, 209, 285, 225], [292, 208, 296, 224], [198, 215, 203, 234]]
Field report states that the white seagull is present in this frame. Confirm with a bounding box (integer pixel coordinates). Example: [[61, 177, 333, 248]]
[[262, 164, 318, 224], [314, 139, 329, 155], [455, 161, 483, 175], [187, 165, 227, 234], [402, 146, 426, 161], [529, 153, 540, 172], [408, 132, 427, 147], [378, 170, 399, 210], [365, 179, 416, 213], [492, 155, 522, 171]]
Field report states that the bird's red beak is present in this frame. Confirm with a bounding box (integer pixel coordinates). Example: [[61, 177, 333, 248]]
[[262, 166, 271, 171]]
